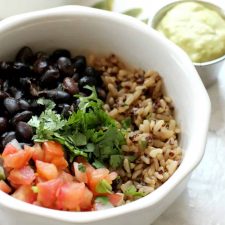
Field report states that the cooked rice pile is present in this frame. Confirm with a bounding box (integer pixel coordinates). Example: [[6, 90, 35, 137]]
[[89, 54, 182, 202]]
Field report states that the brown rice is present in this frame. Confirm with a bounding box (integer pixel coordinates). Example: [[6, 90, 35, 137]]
[[89, 54, 182, 203]]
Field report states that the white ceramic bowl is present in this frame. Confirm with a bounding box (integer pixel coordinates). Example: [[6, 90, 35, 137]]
[[0, 6, 210, 225]]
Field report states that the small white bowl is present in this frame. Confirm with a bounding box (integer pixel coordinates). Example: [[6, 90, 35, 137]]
[[0, 6, 210, 225], [150, 0, 225, 87]]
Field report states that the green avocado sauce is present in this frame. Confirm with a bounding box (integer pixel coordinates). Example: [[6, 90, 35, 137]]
[[156, 2, 225, 63]]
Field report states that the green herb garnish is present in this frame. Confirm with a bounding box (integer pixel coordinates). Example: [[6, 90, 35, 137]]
[[95, 196, 109, 205], [0, 166, 5, 180], [121, 117, 132, 129], [124, 185, 144, 197], [96, 179, 112, 194], [31, 186, 39, 193], [78, 163, 86, 173], [92, 160, 105, 169], [28, 86, 125, 168], [138, 139, 148, 150]]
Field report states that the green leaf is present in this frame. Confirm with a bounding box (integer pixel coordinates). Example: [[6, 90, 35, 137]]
[[126, 155, 137, 163], [37, 98, 55, 110], [95, 196, 109, 205], [84, 143, 95, 153], [123, 8, 142, 18], [96, 179, 112, 194], [31, 186, 39, 193], [68, 133, 87, 146], [93, 0, 114, 11], [124, 185, 144, 197], [121, 117, 132, 129], [29, 87, 125, 168], [110, 155, 124, 169], [138, 139, 148, 150], [0, 166, 5, 180], [78, 163, 86, 173], [92, 160, 105, 169]]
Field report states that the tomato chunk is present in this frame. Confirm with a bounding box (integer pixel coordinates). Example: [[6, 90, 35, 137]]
[[12, 185, 37, 203], [58, 171, 74, 183], [80, 187, 93, 210], [73, 162, 88, 183], [108, 193, 124, 207], [3, 150, 32, 169], [42, 141, 64, 162], [37, 178, 63, 208], [36, 160, 58, 180], [0, 180, 12, 194], [56, 182, 85, 211], [8, 166, 35, 186], [2, 143, 19, 157], [51, 157, 68, 170], [25, 144, 44, 162], [88, 168, 114, 194]]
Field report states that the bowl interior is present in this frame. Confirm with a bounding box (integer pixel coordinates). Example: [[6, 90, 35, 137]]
[[0, 6, 210, 222]]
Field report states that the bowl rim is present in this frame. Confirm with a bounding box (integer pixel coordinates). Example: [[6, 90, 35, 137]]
[[0, 5, 211, 223], [150, 0, 225, 66]]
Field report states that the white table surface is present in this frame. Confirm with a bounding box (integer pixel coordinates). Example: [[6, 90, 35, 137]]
[[0, 1, 225, 225]]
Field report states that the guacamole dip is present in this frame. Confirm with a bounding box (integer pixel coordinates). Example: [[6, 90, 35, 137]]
[[156, 2, 225, 63]]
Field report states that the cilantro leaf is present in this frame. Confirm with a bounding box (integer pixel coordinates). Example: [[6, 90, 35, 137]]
[[31, 186, 39, 193], [28, 86, 125, 169], [121, 117, 132, 129], [92, 160, 105, 169], [95, 196, 109, 205], [96, 179, 112, 194], [124, 185, 145, 197], [78, 163, 86, 173]]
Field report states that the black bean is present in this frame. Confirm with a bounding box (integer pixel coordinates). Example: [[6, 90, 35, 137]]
[[73, 55, 86, 73], [13, 62, 31, 76], [40, 67, 60, 88], [15, 46, 33, 64], [29, 101, 45, 115], [0, 61, 12, 79], [3, 80, 10, 92], [63, 77, 79, 95], [0, 117, 8, 134], [34, 51, 48, 61], [18, 99, 30, 110], [84, 66, 102, 85], [72, 73, 80, 82], [38, 90, 70, 102], [33, 58, 48, 74], [51, 49, 71, 62], [1, 131, 16, 148], [3, 97, 20, 114], [96, 87, 106, 101], [19, 78, 32, 93], [12, 111, 33, 125], [84, 66, 96, 77], [0, 91, 10, 100], [57, 57, 74, 76], [9, 87, 23, 99], [57, 103, 71, 118], [78, 76, 97, 89], [16, 121, 33, 142]]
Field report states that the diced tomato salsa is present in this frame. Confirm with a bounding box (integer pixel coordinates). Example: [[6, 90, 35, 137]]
[[0, 141, 124, 211]]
